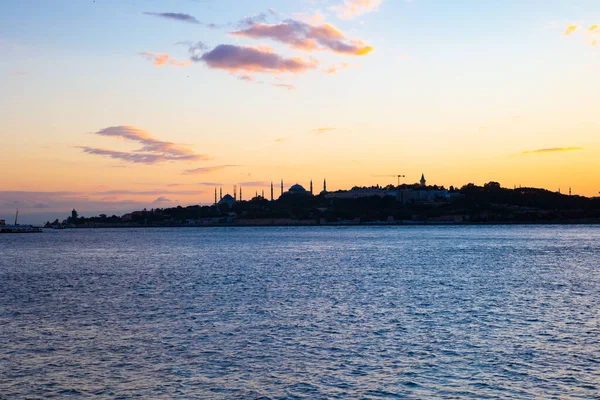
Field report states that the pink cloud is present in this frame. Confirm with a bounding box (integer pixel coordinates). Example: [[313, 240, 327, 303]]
[[140, 52, 191, 67], [231, 20, 373, 56], [196, 44, 319, 74], [330, 0, 383, 19], [80, 126, 209, 164]]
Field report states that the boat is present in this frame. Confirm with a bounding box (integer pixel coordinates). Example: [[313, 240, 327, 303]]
[[0, 210, 43, 233]]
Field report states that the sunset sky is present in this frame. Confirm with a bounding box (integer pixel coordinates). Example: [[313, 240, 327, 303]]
[[1, 0, 599, 223]]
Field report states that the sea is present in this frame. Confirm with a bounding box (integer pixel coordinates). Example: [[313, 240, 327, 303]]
[[1, 226, 599, 399]]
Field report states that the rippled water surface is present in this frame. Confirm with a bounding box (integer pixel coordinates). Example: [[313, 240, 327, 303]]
[[1, 226, 599, 399]]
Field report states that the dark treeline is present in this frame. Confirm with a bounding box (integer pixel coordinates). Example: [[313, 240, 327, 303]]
[[45, 182, 600, 227]]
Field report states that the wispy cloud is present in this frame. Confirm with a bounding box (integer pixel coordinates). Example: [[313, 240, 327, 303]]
[[140, 52, 191, 67], [330, 0, 383, 19], [197, 182, 223, 186], [314, 127, 336, 135], [520, 147, 583, 155], [564, 25, 579, 36], [323, 62, 349, 74], [238, 12, 269, 28], [80, 126, 208, 164], [93, 189, 205, 196], [272, 83, 295, 90], [238, 181, 271, 187], [274, 138, 285, 142], [194, 44, 319, 74], [176, 41, 210, 61], [143, 12, 200, 24], [231, 19, 373, 56], [590, 24, 598, 31], [183, 165, 240, 175]]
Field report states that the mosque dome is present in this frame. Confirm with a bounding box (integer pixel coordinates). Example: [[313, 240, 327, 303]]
[[288, 184, 307, 194], [218, 194, 236, 207]]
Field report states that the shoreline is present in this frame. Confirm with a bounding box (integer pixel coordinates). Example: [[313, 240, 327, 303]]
[[46, 220, 600, 229]]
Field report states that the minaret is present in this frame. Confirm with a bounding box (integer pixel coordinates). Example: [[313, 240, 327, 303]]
[[420, 174, 426, 187], [214, 188, 217, 205], [234, 185, 237, 201], [310, 180, 313, 195], [323, 179, 327, 193], [271, 182, 274, 201], [262, 189, 264, 198], [569, 187, 572, 196], [240, 186, 243, 201], [220, 187, 223, 201], [281, 179, 284, 197]]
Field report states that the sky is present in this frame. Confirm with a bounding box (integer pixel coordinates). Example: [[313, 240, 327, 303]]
[[1, 0, 599, 223]]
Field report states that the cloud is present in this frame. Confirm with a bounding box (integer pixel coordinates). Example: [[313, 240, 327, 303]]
[[197, 182, 223, 186], [194, 44, 319, 74], [140, 52, 191, 67], [564, 25, 578, 36], [231, 19, 373, 56], [177, 41, 211, 62], [183, 165, 240, 175], [272, 83, 295, 90], [314, 127, 336, 135], [238, 181, 271, 187], [143, 12, 200, 24], [153, 197, 172, 203], [293, 10, 326, 25], [93, 189, 204, 196], [238, 74, 256, 82], [521, 147, 583, 155], [323, 62, 349, 74], [80, 126, 208, 164], [274, 138, 285, 142], [589, 24, 598, 31], [238, 12, 269, 28], [330, 0, 383, 19], [592, 40, 598, 46]]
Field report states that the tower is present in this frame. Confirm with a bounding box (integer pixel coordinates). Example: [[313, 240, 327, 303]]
[[281, 179, 284, 197], [214, 188, 217, 205], [310, 180, 313, 195], [420, 174, 426, 187], [262, 189, 264, 198], [569, 187, 572, 196], [271, 182, 274, 201], [234, 185, 237, 201], [220, 187, 222, 201], [323, 179, 327, 193], [240, 186, 243, 201]]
